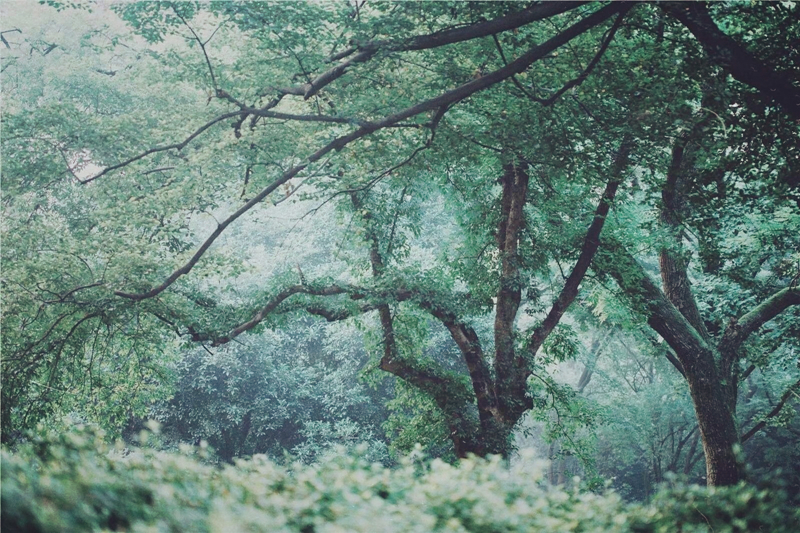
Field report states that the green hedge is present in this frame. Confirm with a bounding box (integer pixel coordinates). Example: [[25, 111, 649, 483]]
[[2, 426, 798, 533]]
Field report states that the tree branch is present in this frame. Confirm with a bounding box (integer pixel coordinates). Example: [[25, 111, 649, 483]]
[[597, 238, 713, 369], [302, 1, 586, 99], [659, 113, 716, 343], [662, 1, 800, 120], [172, 4, 219, 91], [422, 303, 499, 423], [351, 194, 482, 454], [194, 284, 352, 346], [533, 6, 630, 107], [527, 139, 631, 358], [81, 111, 243, 184], [112, 3, 627, 302], [494, 161, 530, 419], [740, 377, 800, 443], [719, 286, 800, 372]]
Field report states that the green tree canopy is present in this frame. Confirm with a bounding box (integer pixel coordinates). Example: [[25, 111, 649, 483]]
[[2, 1, 799, 486]]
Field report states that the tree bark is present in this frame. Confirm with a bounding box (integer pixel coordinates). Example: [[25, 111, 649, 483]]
[[598, 240, 744, 485], [659, 137, 712, 343], [352, 192, 496, 457], [494, 161, 531, 424], [663, 2, 800, 120]]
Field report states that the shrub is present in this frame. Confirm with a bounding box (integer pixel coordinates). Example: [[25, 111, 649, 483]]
[[2, 426, 799, 533]]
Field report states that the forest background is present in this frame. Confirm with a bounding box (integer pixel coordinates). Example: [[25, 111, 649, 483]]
[[2, 0, 799, 523]]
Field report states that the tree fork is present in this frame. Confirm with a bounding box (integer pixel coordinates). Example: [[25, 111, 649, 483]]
[[352, 193, 491, 457]]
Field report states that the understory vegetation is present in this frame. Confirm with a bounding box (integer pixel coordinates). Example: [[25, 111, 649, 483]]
[[3, 425, 798, 533]]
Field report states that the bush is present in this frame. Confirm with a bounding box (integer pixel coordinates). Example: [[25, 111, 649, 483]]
[[2, 426, 799, 533], [630, 479, 800, 533]]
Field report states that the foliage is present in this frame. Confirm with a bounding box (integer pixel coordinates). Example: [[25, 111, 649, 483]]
[[2, 0, 799, 488], [152, 324, 391, 464], [630, 478, 800, 533], [3, 426, 799, 533]]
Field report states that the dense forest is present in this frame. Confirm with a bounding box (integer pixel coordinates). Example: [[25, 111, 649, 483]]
[[2, 1, 799, 531]]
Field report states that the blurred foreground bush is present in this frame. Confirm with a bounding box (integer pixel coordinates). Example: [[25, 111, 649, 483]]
[[2, 426, 798, 533]]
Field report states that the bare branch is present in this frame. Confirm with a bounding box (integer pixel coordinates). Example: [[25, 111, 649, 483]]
[[1, 28, 22, 49], [43, 282, 104, 304]]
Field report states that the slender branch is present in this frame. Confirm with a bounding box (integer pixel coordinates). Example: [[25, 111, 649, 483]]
[[112, 3, 626, 301], [741, 364, 756, 382], [44, 282, 104, 304], [1, 28, 21, 49], [527, 139, 631, 358], [44, 312, 103, 390], [142, 166, 176, 175], [740, 377, 800, 443], [16, 310, 80, 358], [195, 284, 352, 346], [81, 111, 243, 184], [172, 4, 219, 90], [245, 107, 367, 125], [535, 7, 629, 107]]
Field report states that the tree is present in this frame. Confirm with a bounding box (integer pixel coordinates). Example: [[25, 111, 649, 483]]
[[2, 1, 798, 486], [153, 322, 390, 464]]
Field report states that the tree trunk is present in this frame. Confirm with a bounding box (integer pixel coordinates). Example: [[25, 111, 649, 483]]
[[600, 239, 745, 485], [685, 369, 742, 485]]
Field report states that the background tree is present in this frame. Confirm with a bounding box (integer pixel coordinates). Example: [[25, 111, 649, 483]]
[[151, 322, 390, 464]]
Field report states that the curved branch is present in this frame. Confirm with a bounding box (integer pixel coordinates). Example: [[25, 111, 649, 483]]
[[81, 111, 243, 184], [740, 377, 800, 443], [533, 6, 630, 107], [43, 282, 104, 304], [246, 108, 365, 125], [302, 1, 587, 99], [114, 3, 626, 302], [195, 284, 351, 346], [303, 302, 377, 322], [662, 2, 800, 120], [422, 303, 498, 423]]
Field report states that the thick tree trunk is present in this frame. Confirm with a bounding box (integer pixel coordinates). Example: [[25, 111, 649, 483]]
[[601, 239, 745, 485], [685, 369, 742, 485], [653, 114, 745, 485]]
